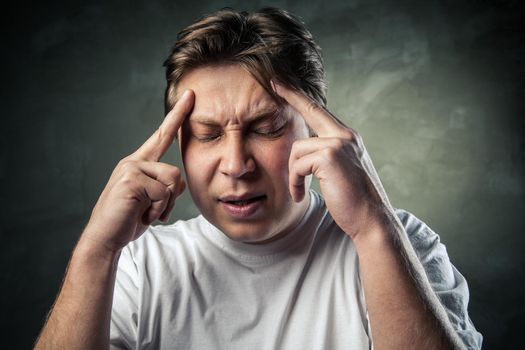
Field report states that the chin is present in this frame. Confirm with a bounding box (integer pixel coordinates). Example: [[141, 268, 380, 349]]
[[219, 222, 273, 243]]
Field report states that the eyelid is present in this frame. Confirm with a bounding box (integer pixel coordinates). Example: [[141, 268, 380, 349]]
[[190, 126, 223, 142], [254, 112, 286, 127], [252, 121, 287, 136], [190, 111, 286, 141], [195, 133, 222, 142]]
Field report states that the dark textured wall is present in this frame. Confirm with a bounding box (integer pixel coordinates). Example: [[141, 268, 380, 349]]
[[2, 0, 524, 348]]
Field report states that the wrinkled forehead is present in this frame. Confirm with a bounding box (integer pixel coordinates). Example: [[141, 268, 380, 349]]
[[175, 65, 295, 125]]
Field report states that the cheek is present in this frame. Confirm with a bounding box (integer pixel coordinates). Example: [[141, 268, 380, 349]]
[[182, 144, 215, 198], [256, 137, 296, 183]]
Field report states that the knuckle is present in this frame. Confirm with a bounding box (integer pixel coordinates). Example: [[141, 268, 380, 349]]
[[117, 157, 128, 166], [119, 160, 136, 173], [331, 138, 345, 150], [116, 158, 128, 170], [119, 174, 137, 188], [124, 190, 145, 204], [322, 147, 338, 160], [339, 128, 356, 140], [168, 167, 181, 179]]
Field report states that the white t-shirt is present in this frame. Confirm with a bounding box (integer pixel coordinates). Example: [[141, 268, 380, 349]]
[[110, 191, 482, 349]]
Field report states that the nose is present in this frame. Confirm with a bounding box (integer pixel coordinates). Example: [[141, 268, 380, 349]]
[[219, 134, 255, 178]]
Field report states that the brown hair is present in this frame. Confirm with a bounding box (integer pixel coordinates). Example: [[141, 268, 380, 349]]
[[163, 7, 327, 114]]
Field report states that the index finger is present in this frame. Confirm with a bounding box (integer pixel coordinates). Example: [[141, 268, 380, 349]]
[[272, 81, 346, 137], [133, 89, 195, 161]]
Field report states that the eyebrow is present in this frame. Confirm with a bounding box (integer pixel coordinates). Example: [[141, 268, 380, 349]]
[[190, 107, 283, 126]]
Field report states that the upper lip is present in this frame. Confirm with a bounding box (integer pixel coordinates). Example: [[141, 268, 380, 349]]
[[218, 193, 266, 202]]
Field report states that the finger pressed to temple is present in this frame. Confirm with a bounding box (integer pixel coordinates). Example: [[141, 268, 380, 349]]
[[134, 89, 195, 161], [271, 81, 342, 137]]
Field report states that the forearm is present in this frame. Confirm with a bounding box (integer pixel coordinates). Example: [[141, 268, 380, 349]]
[[353, 208, 465, 350], [35, 233, 121, 350]]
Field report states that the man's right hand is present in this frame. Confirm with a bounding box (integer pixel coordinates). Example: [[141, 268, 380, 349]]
[[82, 89, 195, 253]]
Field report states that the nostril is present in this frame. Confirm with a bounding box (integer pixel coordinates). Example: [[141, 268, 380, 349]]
[[220, 153, 255, 178]]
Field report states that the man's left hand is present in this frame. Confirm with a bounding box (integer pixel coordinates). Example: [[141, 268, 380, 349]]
[[273, 81, 389, 240]]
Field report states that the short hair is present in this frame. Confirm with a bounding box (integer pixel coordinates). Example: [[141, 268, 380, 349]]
[[163, 7, 327, 114]]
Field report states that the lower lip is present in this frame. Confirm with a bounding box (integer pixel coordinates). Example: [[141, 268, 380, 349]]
[[219, 197, 265, 219]]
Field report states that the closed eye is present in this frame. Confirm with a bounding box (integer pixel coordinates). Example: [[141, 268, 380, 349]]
[[252, 122, 287, 138], [195, 133, 222, 142]]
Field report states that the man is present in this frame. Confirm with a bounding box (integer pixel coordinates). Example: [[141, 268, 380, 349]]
[[35, 7, 482, 350]]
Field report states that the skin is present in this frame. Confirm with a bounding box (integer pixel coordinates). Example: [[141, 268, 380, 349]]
[[35, 86, 194, 350], [34, 64, 465, 349], [176, 65, 311, 243], [272, 81, 465, 349]]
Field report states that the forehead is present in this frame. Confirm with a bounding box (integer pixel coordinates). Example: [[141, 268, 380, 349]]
[[176, 65, 278, 124]]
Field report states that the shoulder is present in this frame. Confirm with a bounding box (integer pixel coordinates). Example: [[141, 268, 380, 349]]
[[393, 208, 457, 287], [393, 208, 483, 349], [394, 208, 435, 241], [393, 208, 446, 262], [118, 215, 209, 273], [111, 217, 209, 348], [133, 215, 206, 249]]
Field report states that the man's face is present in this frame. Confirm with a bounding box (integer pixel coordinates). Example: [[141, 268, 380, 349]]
[[177, 64, 311, 243]]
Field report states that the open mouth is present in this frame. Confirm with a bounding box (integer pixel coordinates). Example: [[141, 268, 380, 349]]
[[220, 195, 266, 206], [218, 194, 267, 218]]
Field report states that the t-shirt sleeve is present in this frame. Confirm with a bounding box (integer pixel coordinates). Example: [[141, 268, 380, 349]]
[[110, 245, 139, 350], [395, 209, 483, 350]]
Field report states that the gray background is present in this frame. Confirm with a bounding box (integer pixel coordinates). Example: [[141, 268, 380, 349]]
[[2, 0, 524, 348]]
